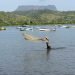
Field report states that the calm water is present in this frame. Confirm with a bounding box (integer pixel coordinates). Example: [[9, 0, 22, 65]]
[[0, 25, 75, 75]]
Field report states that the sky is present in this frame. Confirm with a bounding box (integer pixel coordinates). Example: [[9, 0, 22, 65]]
[[0, 0, 75, 11]]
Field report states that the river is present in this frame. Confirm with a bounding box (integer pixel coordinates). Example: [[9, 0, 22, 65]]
[[0, 25, 75, 75]]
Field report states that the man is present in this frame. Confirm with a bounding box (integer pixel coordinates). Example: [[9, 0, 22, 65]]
[[45, 37, 51, 49], [39, 37, 51, 49]]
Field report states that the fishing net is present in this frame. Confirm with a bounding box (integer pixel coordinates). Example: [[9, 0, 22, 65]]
[[23, 33, 47, 42]]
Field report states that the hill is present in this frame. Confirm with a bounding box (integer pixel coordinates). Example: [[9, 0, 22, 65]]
[[15, 5, 57, 11]]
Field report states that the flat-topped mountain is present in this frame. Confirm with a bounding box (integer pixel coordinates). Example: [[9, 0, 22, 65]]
[[15, 5, 57, 11]]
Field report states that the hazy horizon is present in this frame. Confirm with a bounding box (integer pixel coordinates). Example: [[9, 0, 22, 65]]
[[0, 0, 75, 12]]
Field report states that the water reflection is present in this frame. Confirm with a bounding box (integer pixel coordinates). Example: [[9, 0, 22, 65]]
[[46, 49, 51, 60], [46, 46, 66, 60], [51, 47, 66, 50]]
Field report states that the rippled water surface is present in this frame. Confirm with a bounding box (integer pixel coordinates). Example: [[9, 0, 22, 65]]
[[0, 26, 75, 75]]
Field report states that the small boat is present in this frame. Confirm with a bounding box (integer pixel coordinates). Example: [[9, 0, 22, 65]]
[[61, 25, 70, 28], [22, 25, 29, 27], [39, 28, 50, 31], [0, 27, 6, 30], [16, 26, 22, 29], [71, 26, 75, 28], [51, 28, 56, 31], [25, 27, 33, 31], [20, 27, 25, 31]]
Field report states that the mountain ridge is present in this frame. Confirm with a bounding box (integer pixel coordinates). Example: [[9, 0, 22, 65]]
[[15, 5, 57, 11]]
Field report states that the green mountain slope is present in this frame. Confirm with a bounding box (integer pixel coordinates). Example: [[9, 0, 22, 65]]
[[0, 10, 75, 26]]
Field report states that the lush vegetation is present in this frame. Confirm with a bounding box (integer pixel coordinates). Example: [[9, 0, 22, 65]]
[[0, 10, 75, 26]]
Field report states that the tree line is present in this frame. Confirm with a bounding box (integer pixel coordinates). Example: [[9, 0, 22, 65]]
[[0, 10, 75, 26]]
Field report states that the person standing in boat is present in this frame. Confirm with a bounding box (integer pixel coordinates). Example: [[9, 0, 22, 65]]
[[39, 37, 51, 49], [45, 37, 51, 49]]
